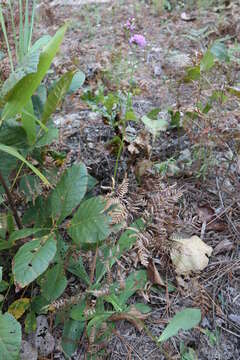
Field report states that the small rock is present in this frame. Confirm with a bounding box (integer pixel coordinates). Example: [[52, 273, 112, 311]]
[[33, 316, 55, 356], [201, 316, 210, 328], [20, 341, 38, 360], [154, 65, 162, 77]]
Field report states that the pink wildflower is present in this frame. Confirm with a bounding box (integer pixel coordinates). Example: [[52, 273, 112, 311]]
[[124, 18, 135, 31], [129, 34, 147, 48]]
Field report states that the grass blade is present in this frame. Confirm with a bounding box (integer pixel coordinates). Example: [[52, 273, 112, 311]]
[[0, 143, 51, 187], [0, 4, 14, 72]]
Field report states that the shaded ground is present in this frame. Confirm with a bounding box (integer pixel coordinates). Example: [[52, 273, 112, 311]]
[[22, 0, 240, 358]]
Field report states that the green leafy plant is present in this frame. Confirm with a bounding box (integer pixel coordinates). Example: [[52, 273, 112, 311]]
[[158, 308, 201, 343]]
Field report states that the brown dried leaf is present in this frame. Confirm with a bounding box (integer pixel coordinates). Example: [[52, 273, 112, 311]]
[[171, 235, 213, 275], [197, 205, 214, 223], [109, 305, 149, 332], [147, 259, 165, 287], [214, 239, 234, 255]]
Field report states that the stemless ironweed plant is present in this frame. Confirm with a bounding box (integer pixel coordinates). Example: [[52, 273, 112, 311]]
[[114, 26, 147, 179]]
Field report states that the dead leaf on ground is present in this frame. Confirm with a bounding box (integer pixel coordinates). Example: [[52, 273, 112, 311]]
[[214, 239, 234, 255], [197, 204, 214, 222], [170, 235, 213, 275], [109, 306, 149, 332], [147, 259, 165, 287], [181, 12, 196, 21], [197, 205, 226, 231]]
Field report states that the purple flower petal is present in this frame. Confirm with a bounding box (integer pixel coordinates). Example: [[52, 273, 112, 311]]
[[129, 34, 147, 48]]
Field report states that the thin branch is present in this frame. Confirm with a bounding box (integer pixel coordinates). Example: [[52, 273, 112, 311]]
[[0, 171, 22, 229]]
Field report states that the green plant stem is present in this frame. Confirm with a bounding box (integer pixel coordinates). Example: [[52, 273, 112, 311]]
[[0, 4, 14, 72], [113, 50, 136, 180], [28, 0, 36, 51], [0, 171, 22, 229]]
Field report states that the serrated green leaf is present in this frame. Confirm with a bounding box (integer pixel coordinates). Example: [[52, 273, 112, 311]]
[[42, 70, 75, 125], [50, 163, 88, 224], [158, 308, 201, 343], [41, 263, 67, 302], [0, 313, 21, 360], [2, 24, 67, 121], [68, 196, 112, 246], [67, 256, 90, 286], [13, 235, 57, 288]]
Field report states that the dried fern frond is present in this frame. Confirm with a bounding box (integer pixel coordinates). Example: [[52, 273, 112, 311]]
[[103, 176, 129, 226], [46, 293, 82, 312], [132, 177, 184, 259]]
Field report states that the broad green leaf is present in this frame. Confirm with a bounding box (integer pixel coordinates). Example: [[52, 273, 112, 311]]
[[158, 308, 201, 343], [0, 120, 27, 149], [141, 115, 168, 136], [132, 303, 152, 314], [200, 50, 215, 72], [0, 280, 9, 292], [36, 127, 58, 147], [70, 300, 87, 322], [2, 24, 67, 121], [87, 312, 114, 337], [13, 235, 57, 288], [41, 263, 67, 302], [0, 313, 21, 360], [21, 100, 37, 145], [25, 311, 37, 334], [147, 108, 161, 120], [0, 144, 50, 186], [0, 49, 41, 101], [67, 256, 90, 286], [184, 65, 200, 82], [95, 219, 144, 284], [31, 35, 52, 52], [50, 163, 88, 224], [41, 70, 75, 124], [8, 298, 30, 320], [210, 41, 229, 62], [32, 84, 47, 119], [68, 70, 85, 93], [118, 270, 147, 305], [68, 196, 112, 246], [62, 319, 84, 357], [125, 110, 137, 121]]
